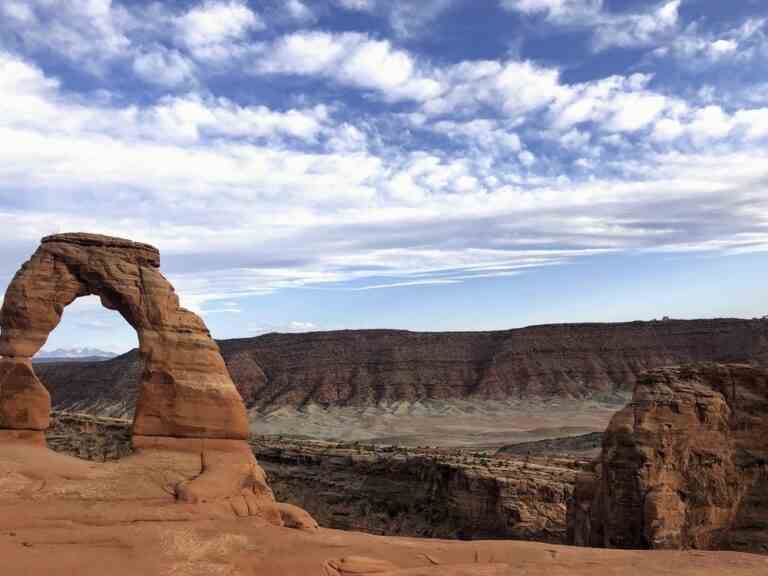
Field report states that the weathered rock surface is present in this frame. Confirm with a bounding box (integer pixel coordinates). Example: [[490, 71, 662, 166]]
[[1, 456, 765, 576], [1, 232, 247, 439], [252, 438, 583, 542], [0, 233, 317, 535], [0, 358, 50, 430], [567, 363, 768, 554], [15, 412, 765, 574], [35, 319, 768, 415], [44, 412, 584, 543]]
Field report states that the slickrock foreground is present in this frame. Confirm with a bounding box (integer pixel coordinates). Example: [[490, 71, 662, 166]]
[[7, 438, 764, 575], [3, 424, 767, 575], [568, 363, 768, 554]]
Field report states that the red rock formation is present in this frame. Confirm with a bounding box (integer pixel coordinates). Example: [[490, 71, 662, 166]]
[[0, 233, 316, 530], [249, 436, 580, 542], [224, 323, 768, 407], [0, 232, 247, 439], [567, 363, 768, 554], [36, 319, 768, 415]]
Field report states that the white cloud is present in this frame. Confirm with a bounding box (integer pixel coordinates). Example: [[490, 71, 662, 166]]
[[604, 92, 669, 132], [653, 17, 767, 65], [334, 0, 458, 37], [687, 105, 734, 143], [177, 0, 264, 61], [594, 0, 680, 50], [132, 47, 196, 87], [0, 52, 335, 146], [326, 123, 369, 153], [501, 0, 601, 18], [387, 0, 457, 38], [251, 26, 758, 155], [258, 32, 348, 75], [518, 150, 536, 166], [145, 97, 333, 143], [550, 73, 674, 134], [384, 152, 483, 203], [560, 129, 591, 149], [431, 119, 522, 153], [651, 117, 684, 142], [354, 279, 460, 290], [651, 105, 768, 145], [0, 0, 269, 81], [253, 28, 684, 136], [335, 0, 376, 11], [257, 31, 443, 101], [708, 39, 738, 58], [2, 1, 36, 23], [0, 0, 133, 71], [502, 0, 681, 51], [339, 37, 416, 90], [285, 0, 316, 23], [422, 59, 565, 117], [734, 109, 768, 141]]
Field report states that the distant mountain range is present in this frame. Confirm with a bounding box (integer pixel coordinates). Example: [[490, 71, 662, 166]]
[[34, 348, 118, 363], [33, 318, 768, 416]]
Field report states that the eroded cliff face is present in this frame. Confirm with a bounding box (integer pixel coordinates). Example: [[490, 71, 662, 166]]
[[36, 319, 768, 413], [567, 363, 768, 554], [252, 437, 582, 542], [45, 412, 584, 543]]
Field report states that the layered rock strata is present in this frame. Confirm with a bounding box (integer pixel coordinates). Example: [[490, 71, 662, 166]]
[[36, 319, 768, 415], [0, 233, 247, 439], [567, 363, 768, 554], [44, 412, 586, 543], [254, 438, 583, 542]]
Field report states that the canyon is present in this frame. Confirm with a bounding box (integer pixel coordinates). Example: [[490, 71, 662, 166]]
[[46, 411, 585, 543]]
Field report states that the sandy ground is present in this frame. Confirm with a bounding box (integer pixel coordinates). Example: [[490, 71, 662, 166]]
[[248, 397, 629, 448]]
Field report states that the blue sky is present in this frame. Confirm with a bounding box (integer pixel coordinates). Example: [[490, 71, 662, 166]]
[[0, 0, 767, 353]]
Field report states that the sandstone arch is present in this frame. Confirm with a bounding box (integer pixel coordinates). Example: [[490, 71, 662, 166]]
[[0, 233, 248, 440], [0, 233, 315, 533]]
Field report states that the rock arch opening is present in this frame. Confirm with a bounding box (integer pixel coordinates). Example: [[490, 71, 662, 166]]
[[34, 295, 139, 420], [34, 294, 136, 362]]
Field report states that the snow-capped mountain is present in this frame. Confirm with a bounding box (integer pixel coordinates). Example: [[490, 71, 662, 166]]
[[34, 347, 118, 362]]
